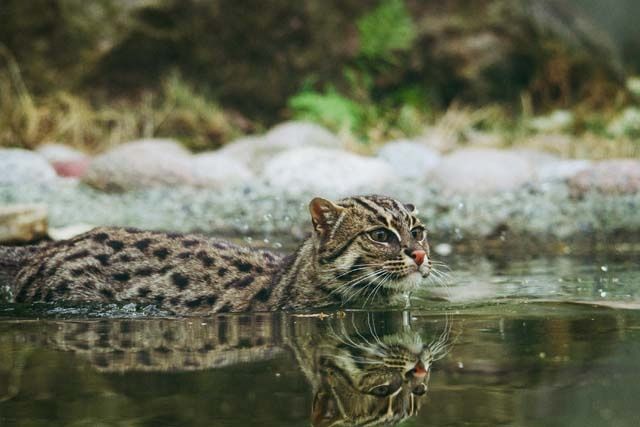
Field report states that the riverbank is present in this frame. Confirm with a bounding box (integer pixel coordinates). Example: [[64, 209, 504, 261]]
[[1, 121, 638, 255]]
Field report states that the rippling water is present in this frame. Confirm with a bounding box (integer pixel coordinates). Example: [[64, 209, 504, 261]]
[[1, 254, 639, 426]]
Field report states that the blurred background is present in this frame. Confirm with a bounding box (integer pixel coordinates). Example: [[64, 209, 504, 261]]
[[1, 4, 640, 426], [0, 0, 639, 248], [2, 0, 640, 153]]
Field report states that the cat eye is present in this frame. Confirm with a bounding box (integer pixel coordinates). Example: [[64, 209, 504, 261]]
[[369, 228, 392, 243], [369, 384, 398, 397], [412, 384, 427, 396], [411, 227, 426, 241]]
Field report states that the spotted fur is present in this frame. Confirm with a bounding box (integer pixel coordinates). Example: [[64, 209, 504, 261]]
[[2, 313, 452, 426], [2, 195, 432, 314]]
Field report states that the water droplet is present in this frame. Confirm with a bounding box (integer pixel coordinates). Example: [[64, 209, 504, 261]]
[[434, 243, 452, 256]]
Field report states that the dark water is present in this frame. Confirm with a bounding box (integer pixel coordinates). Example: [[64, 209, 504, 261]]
[[1, 255, 639, 427]]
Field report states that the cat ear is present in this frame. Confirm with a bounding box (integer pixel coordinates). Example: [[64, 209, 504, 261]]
[[404, 203, 417, 213], [309, 197, 344, 238]]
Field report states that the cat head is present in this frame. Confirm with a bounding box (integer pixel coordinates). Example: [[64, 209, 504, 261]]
[[309, 195, 431, 300], [311, 331, 438, 426]]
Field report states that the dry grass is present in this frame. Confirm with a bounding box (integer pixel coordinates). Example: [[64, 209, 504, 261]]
[[0, 48, 245, 153], [1, 44, 638, 160]]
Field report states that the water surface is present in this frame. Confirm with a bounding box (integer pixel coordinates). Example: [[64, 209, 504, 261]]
[[1, 254, 639, 427]]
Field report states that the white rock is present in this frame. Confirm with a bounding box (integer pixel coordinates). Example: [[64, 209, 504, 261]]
[[434, 243, 453, 256], [377, 140, 441, 179], [0, 204, 48, 243], [261, 147, 395, 197], [430, 148, 535, 194], [219, 121, 341, 169], [0, 148, 57, 184], [536, 159, 592, 182], [82, 139, 195, 191], [48, 223, 95, 240], [265, 121, 341, 148], [568, 159, 640, 195], [192, 151, 254, 188], [36, 143, 87, 163]]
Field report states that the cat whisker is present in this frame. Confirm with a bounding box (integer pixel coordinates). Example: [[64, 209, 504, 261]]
[[362, 272, 391, 308], [336, 269, 386, 305]]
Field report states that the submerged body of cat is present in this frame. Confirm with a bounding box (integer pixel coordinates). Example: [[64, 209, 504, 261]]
[[0, 195, 432, 313]]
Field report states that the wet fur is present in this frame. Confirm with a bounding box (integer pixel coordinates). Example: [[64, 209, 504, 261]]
[[1, 195, 432, 314]]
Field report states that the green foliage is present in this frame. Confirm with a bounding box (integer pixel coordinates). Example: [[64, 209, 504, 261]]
[[288, 88, 365, 132], [288, 0, 424, 143], [356, 0, 417, 60]]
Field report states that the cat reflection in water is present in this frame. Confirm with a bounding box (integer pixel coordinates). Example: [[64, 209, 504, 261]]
[[306, 320, 452, 426], [1, 313, 453, 426]]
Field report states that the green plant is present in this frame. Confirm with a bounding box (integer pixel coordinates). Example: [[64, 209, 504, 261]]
[[288, 0, 426, 143], [288, 88, 365, 133], [356, 0, 417, 60]]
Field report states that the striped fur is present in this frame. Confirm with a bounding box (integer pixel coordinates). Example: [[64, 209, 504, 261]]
[[4, 195, 432, 313]]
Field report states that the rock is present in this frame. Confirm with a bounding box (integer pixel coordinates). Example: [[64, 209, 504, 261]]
[[82, 139, 195, 191], [219, 121, 341, 169], [192, 151, 254, 188], [36, 143, 87, 163], [0, 204, 48, 243], [512, 149, 558, 166], [430, 148, 535, 194], [265, 121, 341, 149], [376, 140, 441, 179], [52, 158, 92, 178], [261, 147, 395, 197], [48, 223, 95, 241], [36, 143, 92, 178], [568, 159, 640, 196], [536, 159, 592, 183], [0, 149, 57, 185]]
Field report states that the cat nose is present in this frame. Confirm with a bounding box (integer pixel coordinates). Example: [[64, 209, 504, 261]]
[[411, 250, 426, 266], [410, 361, 428, 379]]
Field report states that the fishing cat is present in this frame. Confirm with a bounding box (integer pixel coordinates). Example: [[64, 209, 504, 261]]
[[0, 312, 452, 426], [0, 195, 432, 313]]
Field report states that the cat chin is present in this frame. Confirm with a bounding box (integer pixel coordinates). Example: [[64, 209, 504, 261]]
[[384, 271, 425, 292]]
